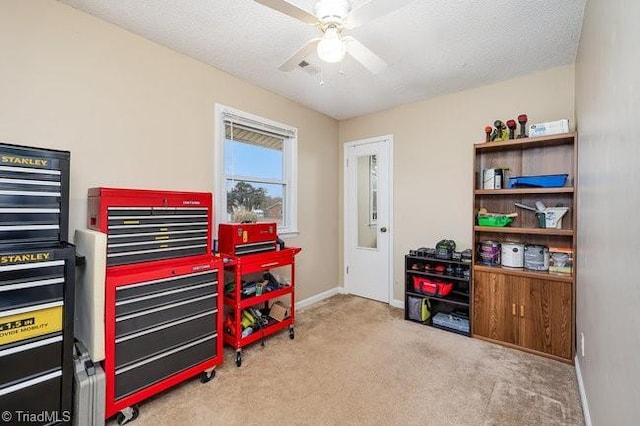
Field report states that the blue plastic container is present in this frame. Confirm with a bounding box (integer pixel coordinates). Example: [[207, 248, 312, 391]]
[[507, 174, 568, 189]]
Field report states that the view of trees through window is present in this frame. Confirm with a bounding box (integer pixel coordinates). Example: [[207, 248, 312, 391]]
[[224, 136, 285, 225], [226, 180, 284, 225]]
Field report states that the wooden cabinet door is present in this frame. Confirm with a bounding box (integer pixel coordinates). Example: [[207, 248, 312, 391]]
[[473, 270, 518, 344], [518, 278, 573, 360]]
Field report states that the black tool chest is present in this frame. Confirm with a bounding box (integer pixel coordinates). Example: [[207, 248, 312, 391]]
[[0, 142, 74, 426], [0, 143, 70, 247]]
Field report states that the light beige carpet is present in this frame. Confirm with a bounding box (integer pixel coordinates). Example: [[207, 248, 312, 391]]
[[111, 294, 584, 425]]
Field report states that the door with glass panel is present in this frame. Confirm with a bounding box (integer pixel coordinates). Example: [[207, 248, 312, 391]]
[[344, 136, 392, 303]]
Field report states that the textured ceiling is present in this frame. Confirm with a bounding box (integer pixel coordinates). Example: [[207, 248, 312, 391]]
[[58, 0, 586, 120]]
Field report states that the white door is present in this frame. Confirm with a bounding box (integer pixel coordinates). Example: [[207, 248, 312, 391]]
[[344, 136, 393, 303]]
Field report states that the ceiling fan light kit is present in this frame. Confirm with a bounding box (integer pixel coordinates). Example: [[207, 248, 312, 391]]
[[317, 25, 346, 63], [255, 0, 398, 75]]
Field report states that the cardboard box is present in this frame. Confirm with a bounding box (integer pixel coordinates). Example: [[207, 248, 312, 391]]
[[529, 119, 570, 137], [268, 301, 290, 321], [549, 247, 573, 274]]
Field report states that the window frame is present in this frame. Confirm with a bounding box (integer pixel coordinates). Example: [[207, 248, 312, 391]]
[[214, 104, 298, 237]]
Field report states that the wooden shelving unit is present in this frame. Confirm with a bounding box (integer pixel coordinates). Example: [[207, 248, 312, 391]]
[[472, 132, 577, 363]]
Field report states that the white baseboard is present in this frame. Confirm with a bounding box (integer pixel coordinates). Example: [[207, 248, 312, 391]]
[[296, 286, 344, 311], [296, 288, 404, 311], [390, 299, 404, 309], [575, 356, 592, 426]]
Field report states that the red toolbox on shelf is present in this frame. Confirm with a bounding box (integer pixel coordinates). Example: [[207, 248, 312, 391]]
[[103, 256, 223, 418], [218, 222, 278, 257], [88, 188, 213, 268]]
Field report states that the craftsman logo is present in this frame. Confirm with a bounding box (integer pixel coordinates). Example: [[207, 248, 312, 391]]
[[1, 155, 48, 167], [182, 200, 201, 205], [192, 264, 211, 272], [0, 252, 52, 264]]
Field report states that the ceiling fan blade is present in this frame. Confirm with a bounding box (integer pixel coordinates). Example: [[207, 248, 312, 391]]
[[344, 37, 387, 74], [345, 0, 414, 29], [254, 0, 318, 25], [278, 38, 321, 72]]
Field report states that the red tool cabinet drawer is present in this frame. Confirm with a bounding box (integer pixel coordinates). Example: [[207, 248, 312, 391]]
[[115, 310, 217, 368], [114, 334, 216, 399], [115, 281, 217, 318], [115, 294, 217, 337], [116, 270, 217, 300], [0, 334, 62, 388]]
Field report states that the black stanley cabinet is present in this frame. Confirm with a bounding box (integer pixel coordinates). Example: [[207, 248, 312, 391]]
[[0, 143, 74, 425]]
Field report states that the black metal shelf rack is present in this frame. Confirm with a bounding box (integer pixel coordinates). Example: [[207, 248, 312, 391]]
[[404, 254, 472, 336]]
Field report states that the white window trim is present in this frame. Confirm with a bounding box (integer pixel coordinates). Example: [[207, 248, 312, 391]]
[[214, 104, 298, 238]]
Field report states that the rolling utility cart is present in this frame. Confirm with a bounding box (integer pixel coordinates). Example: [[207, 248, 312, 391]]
[[87, 188, 223, 425], [221, 247, 301, 367], [0, 142, 74, 426]]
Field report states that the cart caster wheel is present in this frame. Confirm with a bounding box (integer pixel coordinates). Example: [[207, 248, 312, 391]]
[[289, 327, 295, 340], [200, 369, 215, 383], [117, 405, 139, 425], [235, 351, 242, 367]]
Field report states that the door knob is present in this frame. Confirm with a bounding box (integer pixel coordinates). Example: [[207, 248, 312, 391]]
[[380, 227, 387, 233]]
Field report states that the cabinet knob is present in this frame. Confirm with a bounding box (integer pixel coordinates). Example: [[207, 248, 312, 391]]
[[512, 304, 516, 316]]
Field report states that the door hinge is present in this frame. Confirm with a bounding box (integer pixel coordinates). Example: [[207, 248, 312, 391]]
[[346, 266, 349, 274], [346, 159, 349, 167]]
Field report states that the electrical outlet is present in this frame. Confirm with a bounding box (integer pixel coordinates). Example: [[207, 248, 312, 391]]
[[580, 332, 585, 357]]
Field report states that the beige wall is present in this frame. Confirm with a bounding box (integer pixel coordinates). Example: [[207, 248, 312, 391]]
[[575, 0, 640, 423], [339, 65, 575, 301], [0, 0, 339, 302]]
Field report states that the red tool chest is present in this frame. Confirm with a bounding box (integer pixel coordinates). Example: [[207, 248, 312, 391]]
[[87, 187, 222, 423], [104, 257, 223, 419], [218, 222, 278, 256], [87, 188, 212, 268]]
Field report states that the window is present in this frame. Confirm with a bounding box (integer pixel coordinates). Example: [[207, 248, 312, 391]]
[[215, 104, 298, 236]]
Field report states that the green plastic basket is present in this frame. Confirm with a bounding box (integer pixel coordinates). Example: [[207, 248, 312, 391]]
[[477, 215, 514, 227]]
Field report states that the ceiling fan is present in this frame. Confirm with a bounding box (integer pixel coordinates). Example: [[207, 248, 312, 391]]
[[254, 0, 411, 74]]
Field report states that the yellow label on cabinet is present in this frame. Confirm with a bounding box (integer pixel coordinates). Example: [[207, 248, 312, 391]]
[[123, 220, 140, 225], [1, 155, 48, 167], [242, 231, 248, 243], [0, 305, 63, 345], [155, 236, 169, 240]]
